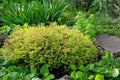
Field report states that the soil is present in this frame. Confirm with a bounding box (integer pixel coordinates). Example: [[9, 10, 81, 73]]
[[0, 33, 8, 47]]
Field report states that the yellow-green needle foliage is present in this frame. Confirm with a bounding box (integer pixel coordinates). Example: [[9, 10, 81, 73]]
[[1, 24, 97, 72]]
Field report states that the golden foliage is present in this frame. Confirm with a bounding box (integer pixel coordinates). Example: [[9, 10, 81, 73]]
[[1, 24, 97, 71]]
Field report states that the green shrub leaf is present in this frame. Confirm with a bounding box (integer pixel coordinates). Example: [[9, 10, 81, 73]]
[[70, 64, 77, 71], [43, 74, 55, 80], [95, 74, 104, 80], [40, 65, 49, 76], [88, 75, 94, 80], [71, 71, 77, 79]]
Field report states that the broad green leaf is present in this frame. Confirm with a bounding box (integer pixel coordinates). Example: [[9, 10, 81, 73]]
[[105, 52, 114, 61], [86, 64, 94, 70], [88, 75, 94, 80], [40, 65, 49, 76], [77, 71, 85, 78], [79, 65, 85, 71], [95, 67, 108, 73], [21, 23, 28, 29], [43, 72, 49, 77], [43, 74, 55, 80], [70, 64, 77, 71], [95, 74, 104, 80], [71, 71, 77, 79]]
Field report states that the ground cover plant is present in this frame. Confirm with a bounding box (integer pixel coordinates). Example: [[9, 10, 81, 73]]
[[70, 52, 120, 80], [0, 63, 54, 80]]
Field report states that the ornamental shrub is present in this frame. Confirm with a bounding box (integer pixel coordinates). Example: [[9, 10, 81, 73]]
[[1, 24, 97, 72]]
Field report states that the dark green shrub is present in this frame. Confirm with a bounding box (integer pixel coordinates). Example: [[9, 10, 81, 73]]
[[1, 24, 97, 72], [66, 0, 93, 11], [90, 0, 120, 17], [90, 0, 120, 29]]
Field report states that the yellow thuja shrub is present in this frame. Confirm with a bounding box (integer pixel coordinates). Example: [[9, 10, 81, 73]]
[[1, 24, 97, 71]]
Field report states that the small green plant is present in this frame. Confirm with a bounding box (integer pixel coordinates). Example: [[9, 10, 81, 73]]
[[0, 63, 54, 80], [74, 11, 97, 40], [39, 65, 54, 80], [0, 0, 68, 26], [70, 52, 120, 80], [0, 23, 28, 35]]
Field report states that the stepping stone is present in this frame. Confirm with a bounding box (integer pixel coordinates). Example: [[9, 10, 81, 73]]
[[96, 34, 120, 53]]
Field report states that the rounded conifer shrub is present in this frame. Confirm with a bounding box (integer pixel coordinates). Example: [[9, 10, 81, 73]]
[[1, 24, 97, 71]]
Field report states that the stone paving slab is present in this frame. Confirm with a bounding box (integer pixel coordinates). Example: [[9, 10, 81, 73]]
[[96, 34, 120, 53]]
